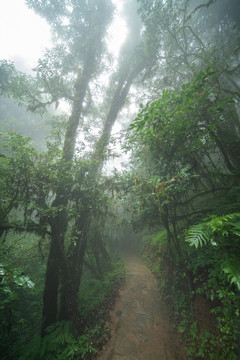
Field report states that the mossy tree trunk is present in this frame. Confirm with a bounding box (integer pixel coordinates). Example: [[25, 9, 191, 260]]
[[41, 4, 108, 334], [57, 58, 147, 325]]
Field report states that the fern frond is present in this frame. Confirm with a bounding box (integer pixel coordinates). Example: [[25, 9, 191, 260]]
[[222, 259, 240, 291], [186, 213, 240, 290], [186, 212, 240, 249], [186, 224, 211, 248]]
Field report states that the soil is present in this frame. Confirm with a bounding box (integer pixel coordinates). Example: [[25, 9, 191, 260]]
[[97, 252, 186, 360]]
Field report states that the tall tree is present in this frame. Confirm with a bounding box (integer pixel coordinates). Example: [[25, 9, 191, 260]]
[[1, 0, 114, 332], [1, 0, 160, 335], [27, 0, 114, 332], [56, 1, 154, 324]]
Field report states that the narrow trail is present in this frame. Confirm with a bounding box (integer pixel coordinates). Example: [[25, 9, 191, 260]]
[[97, 252, 186, 360]]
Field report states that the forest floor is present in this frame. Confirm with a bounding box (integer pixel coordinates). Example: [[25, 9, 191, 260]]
[[97, 252, 186, 360]]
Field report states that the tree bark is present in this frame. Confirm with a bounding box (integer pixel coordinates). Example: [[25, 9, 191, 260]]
[[41, 235, 59, 335], [41, 6, 107, 333], [42, 2, 150, 333], [58, 58, 147, 324]]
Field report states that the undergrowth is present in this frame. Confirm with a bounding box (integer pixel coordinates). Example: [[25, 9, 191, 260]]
[[19, 320, 108, 360], [3, 255, 125, 360], [141, 230, 240, 360]]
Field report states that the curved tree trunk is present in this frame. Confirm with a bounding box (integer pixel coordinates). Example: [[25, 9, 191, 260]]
[[58, 58, 147, 324], [41, 3, 108, 334], [42, 0, 152, 333]]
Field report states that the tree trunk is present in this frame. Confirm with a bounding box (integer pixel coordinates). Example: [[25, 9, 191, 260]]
[[41, 236, 59, 336], [58, 58, 147, 323], [58, 210, 90, 322], [42, 3, 150, 333], [41, 24, 105, 334], [90, 63, 145, 174]]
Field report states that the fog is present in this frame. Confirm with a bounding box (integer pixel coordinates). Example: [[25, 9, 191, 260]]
[[0, 1, 240, 358]]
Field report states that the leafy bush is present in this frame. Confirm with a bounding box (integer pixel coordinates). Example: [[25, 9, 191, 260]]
[[0, 262, 41, 360], [186, 213, 240, 290], [141, 226, 240, 360], [18, 256, 124, 360], [184, 213, 240, 358], [19, 321, 99, 360]]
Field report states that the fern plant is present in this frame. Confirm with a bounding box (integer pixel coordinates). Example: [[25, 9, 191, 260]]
[[221, 258, 240, 291], [186, 213, 240, 290]]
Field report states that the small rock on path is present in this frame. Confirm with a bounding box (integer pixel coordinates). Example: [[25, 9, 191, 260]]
[[97, 252, 186, 360]]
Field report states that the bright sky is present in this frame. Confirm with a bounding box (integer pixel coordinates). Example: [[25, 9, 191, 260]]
[[0, 0, 127, 71], [0, 0, 52, 69]]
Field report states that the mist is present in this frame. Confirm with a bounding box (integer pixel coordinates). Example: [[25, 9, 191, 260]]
[[0, 0, 240, 359]]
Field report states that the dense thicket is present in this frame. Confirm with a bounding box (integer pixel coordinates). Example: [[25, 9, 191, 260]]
[[124, 0, 240, 358]]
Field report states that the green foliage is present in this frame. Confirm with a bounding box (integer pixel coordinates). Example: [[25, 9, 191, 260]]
[[127, 65, 240, 359], [0, 131, 54, 238], [222, 259, 240, 290], [19, 257, 124, 360], [129, 66, 235, 172], [186, 223, 211, 248], [0, 259, 42, 360], [142, 233, 240, 360], [0, 60, 44, 112], [78, 258, 124, 318], [127, 66, 240, 242], [142, 231, 168, 257], [127, 1, 240, 358], [20, 321, 98, 360], [0, 132, 36, 215], [186, 213, 240, 290], [0, 122, 123, 357], [137, 0, 240, 97], [141, 231, 169, 281], [0, 264, 35, 290], [1, 0, 240, 359], [149, 231, 168, 250]]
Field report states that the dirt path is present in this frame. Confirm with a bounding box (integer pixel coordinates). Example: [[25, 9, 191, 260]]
[[97, 252, 186, 360]]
